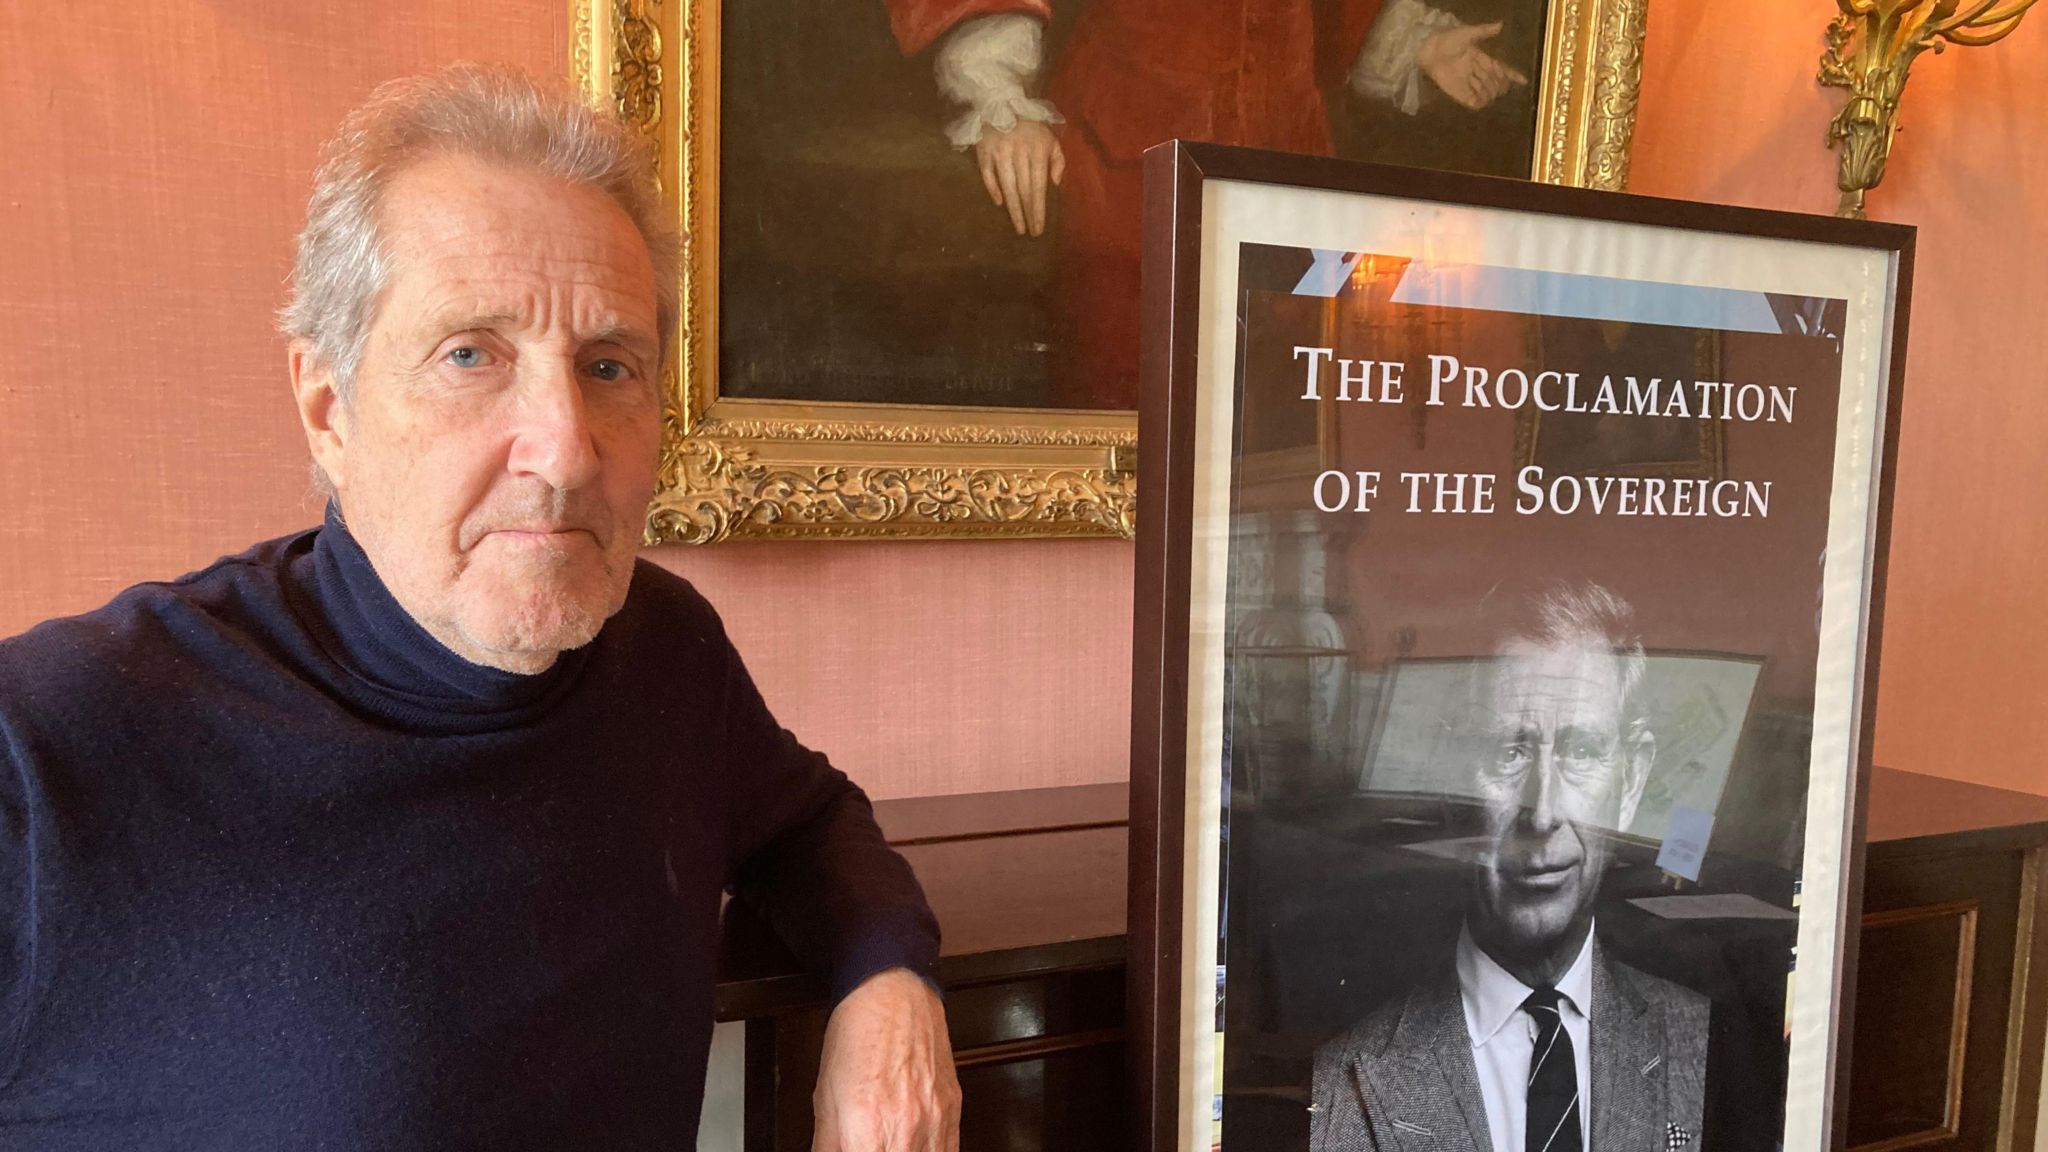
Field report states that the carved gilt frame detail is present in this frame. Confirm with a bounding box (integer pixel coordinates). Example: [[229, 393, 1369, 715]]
[[572, 0, 1651, 544]]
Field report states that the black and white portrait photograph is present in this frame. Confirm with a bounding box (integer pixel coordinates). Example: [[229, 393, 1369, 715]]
[[1131, 171, 1908, 1152]]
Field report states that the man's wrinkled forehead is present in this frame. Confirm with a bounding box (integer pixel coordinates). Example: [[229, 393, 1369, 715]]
[[1479, 638, 1627, 722], [377, 155, 659, 341]]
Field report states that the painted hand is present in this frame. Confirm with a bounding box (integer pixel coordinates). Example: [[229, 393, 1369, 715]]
[[1417, 22, 1530, 111], [974, 120, 1065, 237], [812, 968, 961, 1152]]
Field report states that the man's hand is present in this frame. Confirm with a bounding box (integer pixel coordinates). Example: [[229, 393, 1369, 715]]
[[974, 120, 1064, 238], [813, 968, 961, 1152], [1416, 22, 1529, 111]]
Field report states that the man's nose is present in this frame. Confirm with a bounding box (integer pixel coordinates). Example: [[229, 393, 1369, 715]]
[[1519, 751, 1563, 833], [508, 358, 602, 491]]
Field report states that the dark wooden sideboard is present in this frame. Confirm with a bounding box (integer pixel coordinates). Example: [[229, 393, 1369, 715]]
[[715, 786, 1131, 1151], [714, 770, 2048, 1151], [1850, 771, 2048, 1152]]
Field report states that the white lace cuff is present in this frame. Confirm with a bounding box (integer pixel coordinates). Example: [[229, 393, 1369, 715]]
[[1349, 0, 1464, 116], [934, 13, 1063, 148]]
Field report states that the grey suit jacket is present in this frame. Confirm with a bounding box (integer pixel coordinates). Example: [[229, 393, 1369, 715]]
[[1309, 942, 1708, 1152]]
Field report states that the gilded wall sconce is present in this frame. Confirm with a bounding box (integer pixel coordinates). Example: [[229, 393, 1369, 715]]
[[1819, 0, 2039, 219]]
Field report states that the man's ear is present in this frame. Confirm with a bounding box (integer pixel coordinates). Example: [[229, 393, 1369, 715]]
[[1615, 722, 1655, 832], [289, 340, 349, 494]]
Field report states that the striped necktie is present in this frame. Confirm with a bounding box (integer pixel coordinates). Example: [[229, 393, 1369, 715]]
[[1524, 987, 1581, 1152]]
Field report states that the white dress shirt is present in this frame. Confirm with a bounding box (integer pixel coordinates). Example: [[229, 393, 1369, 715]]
[[1455, 924, 1595, 1152], [932, 1, 1463, 147]]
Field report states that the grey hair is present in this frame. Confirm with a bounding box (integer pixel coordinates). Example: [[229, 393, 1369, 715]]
[[279, 63, 679, 402], [1495, 580, 1649, 723]]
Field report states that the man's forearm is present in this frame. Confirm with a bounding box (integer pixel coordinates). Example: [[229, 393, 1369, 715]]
[[731, 779, 941, 1002]]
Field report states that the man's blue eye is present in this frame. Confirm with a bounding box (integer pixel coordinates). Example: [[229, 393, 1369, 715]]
[[588, 359, 629, 382], [446, 346, 483, 368]]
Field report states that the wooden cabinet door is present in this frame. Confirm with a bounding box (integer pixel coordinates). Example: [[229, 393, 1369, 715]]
[[1846, 845, 2048, 1152]]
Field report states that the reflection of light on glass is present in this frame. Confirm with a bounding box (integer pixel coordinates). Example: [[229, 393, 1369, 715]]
[[1346, 253, 1382, 291], [1412, 213, 1484, 312], [1418, 212, 1483, 267], [1407, 260, 1485, 313], [1359, 658, 1494, 801], [1330, 246, 1472, 447], [1230, 513, 1357, 799]]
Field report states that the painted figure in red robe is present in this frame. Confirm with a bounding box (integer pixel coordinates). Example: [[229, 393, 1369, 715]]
[[886, 0, 1528, 408]]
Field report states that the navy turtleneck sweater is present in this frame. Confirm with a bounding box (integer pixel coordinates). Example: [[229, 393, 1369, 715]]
[[0, 509, 940, 1149]]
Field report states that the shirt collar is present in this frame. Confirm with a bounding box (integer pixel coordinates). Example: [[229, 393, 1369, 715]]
[[1455, 921, 1596, 1048]]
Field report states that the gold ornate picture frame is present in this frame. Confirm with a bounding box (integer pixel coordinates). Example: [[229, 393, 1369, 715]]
[[572, 0, 1650, 544]]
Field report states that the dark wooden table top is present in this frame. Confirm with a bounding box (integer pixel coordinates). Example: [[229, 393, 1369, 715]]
[[714, 784, 1129, 1020], [715, 770, 2048, 1019], [1865, 765, 2048, 858]]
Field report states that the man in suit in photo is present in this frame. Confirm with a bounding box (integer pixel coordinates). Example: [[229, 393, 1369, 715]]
[[1311, 581, 1708, 1152]]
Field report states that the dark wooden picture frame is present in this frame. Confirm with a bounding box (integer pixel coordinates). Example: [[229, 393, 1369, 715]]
[[1126, 141, 1916, 1152]]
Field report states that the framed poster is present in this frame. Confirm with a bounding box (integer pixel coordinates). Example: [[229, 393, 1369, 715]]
[[1128, 143, 1914, 1152], [570, 0, 1648, 542]]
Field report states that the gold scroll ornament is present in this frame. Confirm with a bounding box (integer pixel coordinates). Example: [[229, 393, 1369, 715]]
[[1820, 0, 2040, 220]]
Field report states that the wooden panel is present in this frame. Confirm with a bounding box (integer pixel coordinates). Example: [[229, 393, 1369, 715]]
[[1845, 901, 1976, 1151], [1996, 849, 2048, 1152], [956, 1039, 1126, 1152], [1866, 769, 2048, 850], [1850, 846, 2029, 1152], [904, 827, 1129, 958], [945, 965, 1126, 1051], [873, 783, 1128, 845], [753, 966, 1126, 1152], [715, 816, 1128, 1019], [949, 967, 1128, 1152], [724, 790, 1134, 1150]]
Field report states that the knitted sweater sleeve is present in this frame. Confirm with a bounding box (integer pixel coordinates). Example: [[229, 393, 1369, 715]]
[[716, 631, 941, 1003]]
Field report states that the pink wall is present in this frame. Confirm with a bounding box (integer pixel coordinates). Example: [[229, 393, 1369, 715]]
[[1629, 1, 2048, 797], [2, 1, 2044, 799], [647, 542, 1131, 798]]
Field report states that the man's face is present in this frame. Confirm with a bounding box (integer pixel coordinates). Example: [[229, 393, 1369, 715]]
[[298, 153, 663, 673], [1470, 637, 1651, 969]]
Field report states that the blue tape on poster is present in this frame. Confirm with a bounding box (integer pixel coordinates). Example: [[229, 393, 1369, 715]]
[[1391, 262, 1785, 334], [1291, 250, 1362, 297]]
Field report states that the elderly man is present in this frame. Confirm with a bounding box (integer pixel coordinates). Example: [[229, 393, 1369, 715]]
[[1312, 583, 1708, 1152], [0, 67, 956, 1151]]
